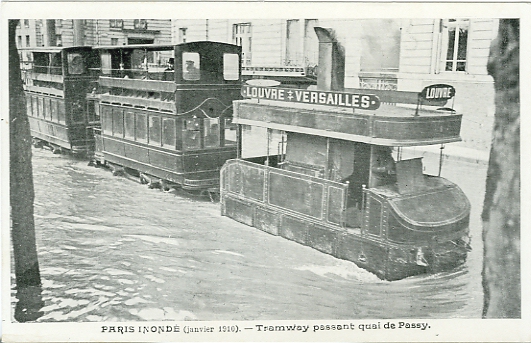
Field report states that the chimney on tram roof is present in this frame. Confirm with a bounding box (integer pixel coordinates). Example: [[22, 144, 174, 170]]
[[314, 27, 345, 92]]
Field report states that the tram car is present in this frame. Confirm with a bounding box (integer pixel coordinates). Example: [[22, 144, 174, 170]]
[[92, 42, 242, 191], [23, 46, 100, 154], [220, 28, 471, 281]]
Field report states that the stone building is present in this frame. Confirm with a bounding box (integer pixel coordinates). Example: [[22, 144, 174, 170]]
[[398, 19, 499, 151], [15, 18, 498, 151], [171, 18, 498, 151]]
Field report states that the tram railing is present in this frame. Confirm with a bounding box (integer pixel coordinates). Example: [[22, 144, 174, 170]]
[[221, 159, 349, 227]]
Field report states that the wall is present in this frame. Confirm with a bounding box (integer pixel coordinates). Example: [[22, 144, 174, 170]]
[[398, 18, 499, 151]]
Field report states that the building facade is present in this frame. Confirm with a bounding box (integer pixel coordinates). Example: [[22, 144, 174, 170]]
[[15, 18, 498, 151], [398, 19, 499, 150]]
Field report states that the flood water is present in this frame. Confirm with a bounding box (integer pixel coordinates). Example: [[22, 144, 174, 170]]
[[11, 147, 487, 322]]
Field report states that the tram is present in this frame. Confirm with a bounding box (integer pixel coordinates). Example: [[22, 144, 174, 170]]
[[23, 46, 100, 154], [91, 42, 242, 191], [220, 29, 471, 281]]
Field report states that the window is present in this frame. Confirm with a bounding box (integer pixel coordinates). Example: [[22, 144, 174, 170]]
[[134, 19, 148, 30], [109, 20, 123, 29], [45, 98, 52, 122], [26, 97, 32, 117], [204, 118, 220, 148], [24, 20, 30, 28], [183, 118, 201, 150], [233, 23, 252, 66], [440, 19, 469, 72], [17, 36, 22, 48], [26, 35, 30, 47], [286, 19, 301, 65], [101, 52, 112, 75], [149, 116, 161, 145], [182, 52, 200, 81], [68, 53, 85, 75], [223, 118, 237, 146], [124, 111, 135, 139], [112, 108, 124, 137], [102, 107, 113, 134], [179, 28, 187, 43], [56, 34, 62, 47], [223, 53, 239, 81], [57, 102, 66, 124], [162, 118, 176, 148], [136, 113, 147, 143], [111, 38, 119, 46]]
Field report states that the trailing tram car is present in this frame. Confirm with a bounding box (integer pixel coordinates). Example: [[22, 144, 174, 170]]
[[220, 28, 471, 281], [23, 46, 100, 154], [92, 42, 242, 191]]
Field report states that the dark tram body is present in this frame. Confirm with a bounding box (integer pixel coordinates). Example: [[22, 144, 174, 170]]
[[24, 46, 100, 154], [92, 42, 242, 190], [220, 93, 471, 281], [219, 27, 470, 281]]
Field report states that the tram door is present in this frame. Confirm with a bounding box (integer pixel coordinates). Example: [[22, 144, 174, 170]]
[[329, 141, 370, 228]]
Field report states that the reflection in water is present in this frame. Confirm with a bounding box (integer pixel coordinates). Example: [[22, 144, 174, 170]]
[[15, 285, 44, 322], [10, 148, 487, 322]]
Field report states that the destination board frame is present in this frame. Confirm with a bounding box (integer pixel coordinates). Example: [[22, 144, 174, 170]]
[[242, 85, 381, 110]]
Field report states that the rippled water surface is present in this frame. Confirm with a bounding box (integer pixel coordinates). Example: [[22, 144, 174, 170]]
[[11, 148, 487, 321]]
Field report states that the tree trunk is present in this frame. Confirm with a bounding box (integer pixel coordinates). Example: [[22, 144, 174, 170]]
[[482, 19, 520, 318], [9, 19, 43, 321]]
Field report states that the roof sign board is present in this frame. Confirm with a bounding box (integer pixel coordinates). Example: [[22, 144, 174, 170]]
[[242, 85, 381, 110], [419, 84, 455, 101]]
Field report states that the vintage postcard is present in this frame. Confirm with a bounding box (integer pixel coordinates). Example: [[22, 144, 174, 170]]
[[1, 1, 529, 342]]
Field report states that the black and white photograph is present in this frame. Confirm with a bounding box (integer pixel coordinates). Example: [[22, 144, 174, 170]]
[[1, 2, 528, 342]]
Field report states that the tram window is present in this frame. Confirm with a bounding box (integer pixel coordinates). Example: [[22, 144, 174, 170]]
[[101, 53, 112, 75], [149, 116, 161, 146], [182, 52, 200, 81], [162, 118, 176, 148], [223, 53, 239, 80], [31, 97, 38, 117], [33, 53, 48, 74], [124, 111, 135, 139], [367, 198, 382, 236], [183, 118, 201, 150], [57, 102, 66, 125], [38, 97, 45, 119], [68, 53, 85, 75], [26, 97, 32, 117], [101, 107, 113, 134], [136, 113, 147, 143], [51, 99, 58, 123], [112, 109, 124, 137], [223, 118, 237, 146], [50, 53, 62, 75], [204, 118, 220, 148], [45, 98, 52, 122]]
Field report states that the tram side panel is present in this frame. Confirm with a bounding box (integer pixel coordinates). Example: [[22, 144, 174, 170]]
[[26, 92, 70, 151]]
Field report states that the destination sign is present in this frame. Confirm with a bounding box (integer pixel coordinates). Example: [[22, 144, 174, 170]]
[[241, 85, 381, 110], [419, 84, 455, 101]]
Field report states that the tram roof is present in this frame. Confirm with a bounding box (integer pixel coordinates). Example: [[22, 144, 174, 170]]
[[93, 41, 237, 51], [20, 46, 93, 53], [233, 99, 463, 147]]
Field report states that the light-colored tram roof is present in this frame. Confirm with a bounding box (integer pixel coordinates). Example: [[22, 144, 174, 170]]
[[19, 46, 93, 53], [93, 41, 237, 51], [233, 99, 463, 147]]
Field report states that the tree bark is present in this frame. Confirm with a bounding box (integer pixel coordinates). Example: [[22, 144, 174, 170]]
[[9, 20, 42, 288], [482, 19, 520, 318]]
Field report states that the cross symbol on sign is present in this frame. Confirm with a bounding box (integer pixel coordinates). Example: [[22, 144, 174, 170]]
[[287, 90, 293, 100]]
